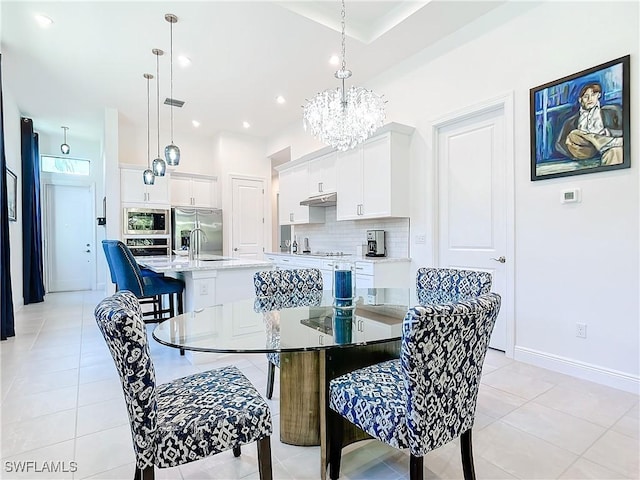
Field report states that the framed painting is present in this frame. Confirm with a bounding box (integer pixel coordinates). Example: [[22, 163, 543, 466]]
[[6, 168, 17, 221], [530, 55, 630, 181]]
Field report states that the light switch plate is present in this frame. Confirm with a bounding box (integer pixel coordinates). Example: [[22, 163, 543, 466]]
[[561, 188, 581, 204]]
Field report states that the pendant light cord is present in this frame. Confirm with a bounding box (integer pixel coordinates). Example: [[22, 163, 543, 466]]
[[147, 76, 151, 168], [156, 52, 160, 157], [170, 20, 174, 143]]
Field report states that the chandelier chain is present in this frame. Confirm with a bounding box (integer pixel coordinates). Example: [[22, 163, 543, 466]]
[[340, 0, 346, 73]]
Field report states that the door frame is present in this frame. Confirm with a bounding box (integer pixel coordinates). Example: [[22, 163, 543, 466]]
[[228, 174, 267, 258], [431, 91, 515, 357], [42, 179, 96, 292]]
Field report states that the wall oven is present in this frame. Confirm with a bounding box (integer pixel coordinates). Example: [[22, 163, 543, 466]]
[[125, 237, 170, 257], [123, 208, 170, 236]]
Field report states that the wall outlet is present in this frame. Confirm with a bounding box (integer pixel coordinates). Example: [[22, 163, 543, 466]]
[[199, 283, 208, 296], [576, 322, 587, 339], [415, 234, 426, 244]]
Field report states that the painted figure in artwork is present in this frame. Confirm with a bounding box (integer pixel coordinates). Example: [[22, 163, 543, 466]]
[[555, 82, 624, 166]]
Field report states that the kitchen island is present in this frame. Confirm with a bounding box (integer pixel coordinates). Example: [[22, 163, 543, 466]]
[[140, 255, 273, 311]]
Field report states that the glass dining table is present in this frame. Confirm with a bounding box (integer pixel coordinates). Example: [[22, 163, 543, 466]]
[[153, 288, 420, 479]]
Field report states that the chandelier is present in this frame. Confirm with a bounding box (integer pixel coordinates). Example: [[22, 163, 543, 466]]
[[303, 0, 385, 151]]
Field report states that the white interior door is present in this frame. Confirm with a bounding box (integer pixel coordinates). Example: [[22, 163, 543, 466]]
[[45, 183, 94, 292], [231, 177, 265, 259], [436, 102, 511, 351]]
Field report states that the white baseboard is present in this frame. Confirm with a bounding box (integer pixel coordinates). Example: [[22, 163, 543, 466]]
[[514, 346, 639, 394]]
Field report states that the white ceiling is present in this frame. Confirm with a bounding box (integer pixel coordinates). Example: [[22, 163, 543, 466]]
[[1, 1, 504, 143]]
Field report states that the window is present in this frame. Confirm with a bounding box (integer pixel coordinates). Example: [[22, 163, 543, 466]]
[[41, 155, 90, 175]]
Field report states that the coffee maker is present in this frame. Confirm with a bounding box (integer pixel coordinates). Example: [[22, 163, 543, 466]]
[[366, 230, 386, 257]]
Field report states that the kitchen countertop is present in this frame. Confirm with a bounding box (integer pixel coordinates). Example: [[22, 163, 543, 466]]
[[265, 252, 411, 264], [138, 255, 272, 273]]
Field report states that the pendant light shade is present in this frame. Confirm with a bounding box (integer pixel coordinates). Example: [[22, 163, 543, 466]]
[[164, 13, 181, 166], [60, 126, 70, 154], [152, 48, 167, 177], [143, 73, 155, 185]]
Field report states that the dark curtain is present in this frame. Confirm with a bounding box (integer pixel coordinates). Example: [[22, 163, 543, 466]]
[[20, 118, 45, 304], [1, 54, 16, 340]]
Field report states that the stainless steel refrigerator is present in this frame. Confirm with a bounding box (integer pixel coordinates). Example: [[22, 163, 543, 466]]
[[171, 207, 223, 255]]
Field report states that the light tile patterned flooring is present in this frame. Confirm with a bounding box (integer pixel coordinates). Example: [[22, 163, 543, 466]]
[[1, 291, 638, 479]]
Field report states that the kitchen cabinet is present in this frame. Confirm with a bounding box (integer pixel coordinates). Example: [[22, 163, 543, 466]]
[[336, 126, 412, 221], [308, 151, 337, 196], [120, 166, 170, 206], [278, 163, 324, 225], [171, 174, 218, 208]]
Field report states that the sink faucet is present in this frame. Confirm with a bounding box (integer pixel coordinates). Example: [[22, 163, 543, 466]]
[[189, 228, 207, 260]]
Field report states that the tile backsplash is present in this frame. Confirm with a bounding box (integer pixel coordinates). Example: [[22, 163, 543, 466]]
[[290, 207, 410, 258]]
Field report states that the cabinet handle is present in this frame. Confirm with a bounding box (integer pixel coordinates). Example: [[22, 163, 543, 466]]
[[319, 335, 324, 345], [290, 213, 294, 222], [319, 182, 323, 192], [356, 267, 364, 270]]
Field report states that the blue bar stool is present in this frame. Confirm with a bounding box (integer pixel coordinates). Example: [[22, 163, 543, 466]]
[[102, 240, 184, 322]]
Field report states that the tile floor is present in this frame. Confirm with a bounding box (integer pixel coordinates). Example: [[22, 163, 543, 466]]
[[1, 290, 638, 480]]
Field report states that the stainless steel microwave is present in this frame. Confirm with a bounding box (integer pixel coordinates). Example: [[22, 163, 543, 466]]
[[123, 208, 170, 235]]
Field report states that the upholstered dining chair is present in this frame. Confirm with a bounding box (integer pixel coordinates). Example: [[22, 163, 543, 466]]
[[416, 267, 492, 303], [328, 293, 501, 480], [95, 291, 273, 480], [253, 268, 323, 399], [102, 240, 184, 322]]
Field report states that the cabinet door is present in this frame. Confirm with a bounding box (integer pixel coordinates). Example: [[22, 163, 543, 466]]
[[120, 168, 147, 203], [308, 151, 337, 196], [290, 163, 310, 223], [146, 174, 170, 205], [278, 168, 295, 225], [192, 177, 216, 207], [336, 148, 362, 220], [171, 176, 192, 206], [361, 135, 391, 218]]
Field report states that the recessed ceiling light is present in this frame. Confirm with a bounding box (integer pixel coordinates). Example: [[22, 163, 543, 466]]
[[329, 55, 340, 66], [192, 120, 200, 128], [178, 55, 191, 67], [242, 121, 251, 129], [276, 96, 286, 104], [34, 14, 54, 28]]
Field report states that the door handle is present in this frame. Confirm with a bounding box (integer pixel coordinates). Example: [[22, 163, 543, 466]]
[[234, 248, 239, 251], [492, 256, 506, 263]]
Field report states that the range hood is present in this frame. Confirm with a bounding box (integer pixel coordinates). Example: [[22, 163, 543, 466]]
[[299, 192, 336, 207]]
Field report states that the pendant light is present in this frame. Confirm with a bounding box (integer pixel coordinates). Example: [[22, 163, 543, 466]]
[[152, 48, 167, 177], [143, 73, 155, 185], [164, 13, 180, 166], [303, 0, 385, 151], [60, 126, 70, 154]]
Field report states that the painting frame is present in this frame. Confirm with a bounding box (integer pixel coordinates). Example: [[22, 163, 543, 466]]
[[530, 55, 630, 181], [6, 168, 17, 222]]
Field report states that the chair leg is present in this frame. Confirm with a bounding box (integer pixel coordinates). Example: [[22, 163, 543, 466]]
[[233, 445, 241, 457], [266, 362, 275, 399], [460, 428, 476, 480], [177, 291, 184, 315], [169, 294, 175, 319], [328, 409, 344, 480], [257, 436, 273, 480], [409, 454, 423, 480], [134, 466, 154, 480]]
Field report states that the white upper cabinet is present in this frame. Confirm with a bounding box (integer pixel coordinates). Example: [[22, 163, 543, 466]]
[[308, 151, 337, 196], [171, 174, 218, 208], [278, 163, 324, 225], [120, 166, 170, 206], [336, 126, 412, 221]]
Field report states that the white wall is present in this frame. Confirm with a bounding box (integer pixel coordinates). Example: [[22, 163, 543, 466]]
[[266, 1, 639, 390], [3, 90, 23, 308]]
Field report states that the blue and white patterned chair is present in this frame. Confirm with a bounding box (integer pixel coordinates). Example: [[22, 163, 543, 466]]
[[416, 267, 492, 304], [328, 293, 501, 480], [253, 268, 323, 399], [95, 291, 273, 480]]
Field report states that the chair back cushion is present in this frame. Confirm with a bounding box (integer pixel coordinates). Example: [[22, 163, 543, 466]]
[[416, 268, 492, 298], [94, 291, 157, 469], [102, 240, 118, 284], [105, 241, 145, 296], [253, 268, 323, 296], [401, 293, 501, 456]]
